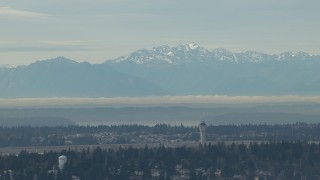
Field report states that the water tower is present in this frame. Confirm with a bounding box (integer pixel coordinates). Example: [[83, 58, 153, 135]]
[[199, 122, 207, 145], [58, 155, 67, 171]]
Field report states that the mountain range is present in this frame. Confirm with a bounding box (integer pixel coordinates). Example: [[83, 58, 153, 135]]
[[0, 57, 164, 97], [1, 44, 320, 97]]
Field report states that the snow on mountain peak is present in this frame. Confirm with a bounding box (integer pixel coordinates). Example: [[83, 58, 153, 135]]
[[235, 51, 268, 63], [107, 44, 316, 65], [277, 51, 310, 61], [167, 51, 174, 56], [187, 43, 199, 50], [0, 64, 14, 69], [211, 48, 235, 61]]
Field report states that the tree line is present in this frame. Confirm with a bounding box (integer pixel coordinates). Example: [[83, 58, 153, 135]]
[[1, 123, 320, 147], [1, 142, 320, 179]]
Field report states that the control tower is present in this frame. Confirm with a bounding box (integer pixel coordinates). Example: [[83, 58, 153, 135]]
[[199, 122, 207, 145]]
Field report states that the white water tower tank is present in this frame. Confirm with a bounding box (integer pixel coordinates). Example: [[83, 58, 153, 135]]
[[58, 155, 67, 170]]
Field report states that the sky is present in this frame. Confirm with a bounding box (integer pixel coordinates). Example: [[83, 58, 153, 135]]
[[0, 0, 320, 65]]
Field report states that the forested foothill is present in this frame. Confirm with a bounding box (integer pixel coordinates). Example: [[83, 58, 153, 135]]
[[1, 142, 320, 179], [0, 123, 320, 148]]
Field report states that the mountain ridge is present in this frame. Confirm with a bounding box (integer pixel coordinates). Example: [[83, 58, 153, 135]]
[[106, 44, 318, 65], [0, 56, 166, 98], [1, 44, 320, 97], [104, 44, 320, 96]]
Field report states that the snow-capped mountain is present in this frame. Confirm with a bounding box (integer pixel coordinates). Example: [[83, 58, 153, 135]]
[[112, 44, 215, 65], [108, 44, 315, 65], [1, 44, 320, 97], [276, 51, 312, 61], [106, 44, 320, 96]]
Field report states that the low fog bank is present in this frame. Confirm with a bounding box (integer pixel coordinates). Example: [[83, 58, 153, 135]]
[[1, 95, 320, 107]]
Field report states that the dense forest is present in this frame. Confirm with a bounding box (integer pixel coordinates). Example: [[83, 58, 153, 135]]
[[0, 123, 320, 147], [0, 142, 320, 179], [1, 124, 320, 179]]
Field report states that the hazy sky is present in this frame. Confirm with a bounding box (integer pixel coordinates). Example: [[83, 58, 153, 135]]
[[1, 0, 319, 65]]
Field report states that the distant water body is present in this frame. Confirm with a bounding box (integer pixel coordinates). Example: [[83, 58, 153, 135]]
[[1, 96, 320, 127]]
